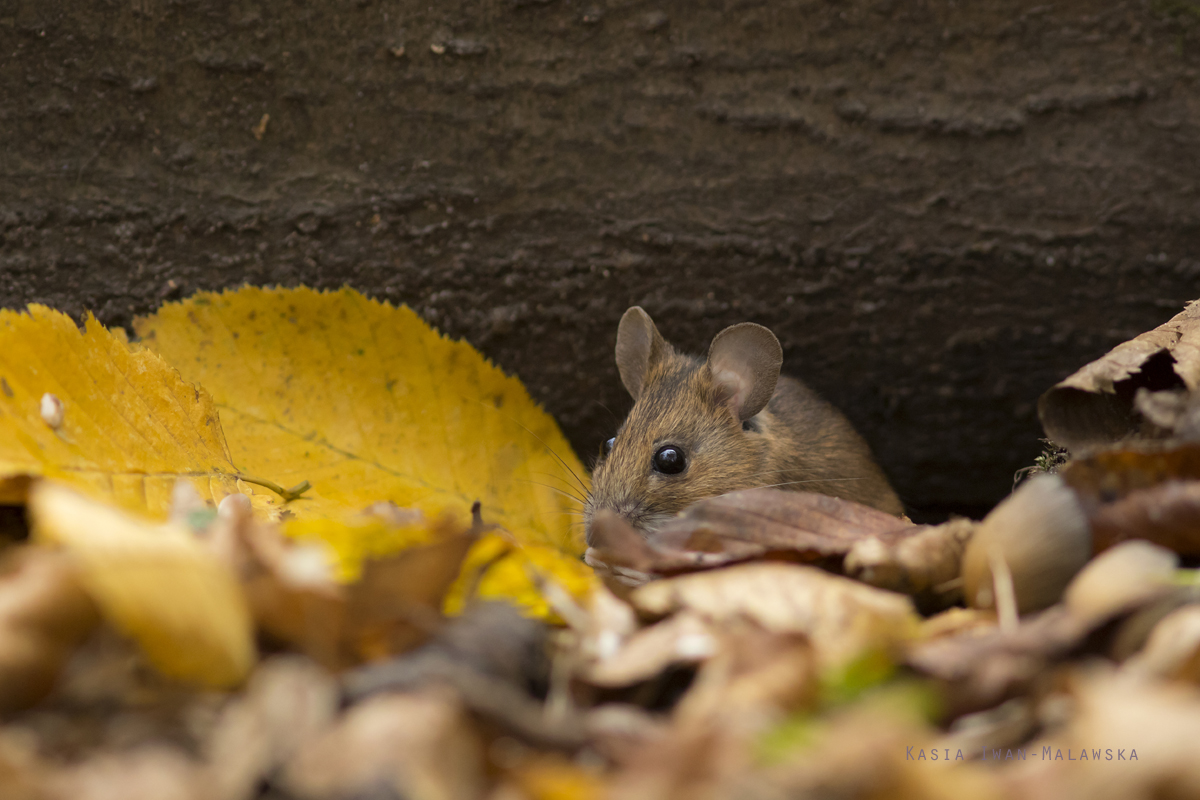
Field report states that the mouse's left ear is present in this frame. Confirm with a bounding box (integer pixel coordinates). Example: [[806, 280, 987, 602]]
[[707, 323, 783, 421]]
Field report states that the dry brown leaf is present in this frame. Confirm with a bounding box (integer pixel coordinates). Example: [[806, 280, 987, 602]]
[[225, 506, 476, 670], [46, 746, 210, 800], [1039, 299, 1200, 451], [1005, 668, 1200, 800], [0, 547, 99, 714], [582, 612, 717, 688], [1088, 480, 1200, 555], [631, 563, 917, 670], [758, 704, 1003, 800], [604, 720, 740, 800], [586, 490, 922, 601], [845, 517, 975, 607], [1122, 604, 1200, 683], [1061, 441, 1200, 505], [648, 488, 915, 559], [905, 606, 1087, 716], [675, 623, 817, 725], [281, 690, 485, 800], [204, 657, 338, 800], [1062, 540, 1178, 625]]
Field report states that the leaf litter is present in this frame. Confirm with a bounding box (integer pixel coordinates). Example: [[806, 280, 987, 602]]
[[0, 289, 1199, 798]]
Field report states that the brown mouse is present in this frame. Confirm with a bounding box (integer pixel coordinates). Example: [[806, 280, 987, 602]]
[[583, 307, 904, 543]]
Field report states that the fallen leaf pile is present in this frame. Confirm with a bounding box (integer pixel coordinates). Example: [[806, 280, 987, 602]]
[[1, 290, 1200, 800]]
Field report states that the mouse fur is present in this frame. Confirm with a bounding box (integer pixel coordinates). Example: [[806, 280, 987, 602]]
[[584, 307, 904, 543]]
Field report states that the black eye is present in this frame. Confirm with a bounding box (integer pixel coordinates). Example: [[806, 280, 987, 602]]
[[652, 445, 687, 475], [603, 437, 615, 456]]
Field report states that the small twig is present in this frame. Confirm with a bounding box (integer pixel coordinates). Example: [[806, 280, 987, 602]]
[[235, 474, 312, 502]]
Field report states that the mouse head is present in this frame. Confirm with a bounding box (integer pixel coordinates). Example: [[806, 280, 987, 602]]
[[584, 307, 783, 542]]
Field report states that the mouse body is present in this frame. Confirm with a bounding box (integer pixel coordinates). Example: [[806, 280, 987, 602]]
[[583, 307, 904, 543]]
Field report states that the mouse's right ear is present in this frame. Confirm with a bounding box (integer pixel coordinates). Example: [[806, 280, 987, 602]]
[[615, 306, 668, 400]]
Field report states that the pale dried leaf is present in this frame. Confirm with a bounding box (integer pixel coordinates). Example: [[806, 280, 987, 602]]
[[1039, 300, 1200, 451], [631, 563, 918, 669], [0, 547, 99, 714], [282, 690, 485, 800]]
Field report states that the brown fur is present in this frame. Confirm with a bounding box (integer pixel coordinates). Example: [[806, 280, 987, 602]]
[[584, 317, 904, 543]]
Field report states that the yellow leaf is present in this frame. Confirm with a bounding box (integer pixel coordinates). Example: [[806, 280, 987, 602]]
[[0, 305, 248, 515], [135, 287, 595, 609], [29, 481, 255, 687]]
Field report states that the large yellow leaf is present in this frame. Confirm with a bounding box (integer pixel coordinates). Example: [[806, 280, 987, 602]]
[[134, 287, 594, 603], [0, 305, 246, 515]]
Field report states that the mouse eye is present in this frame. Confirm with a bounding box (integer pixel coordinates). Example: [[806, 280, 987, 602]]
[[652, 445, 687, 475], [602, 437, 616, 456]]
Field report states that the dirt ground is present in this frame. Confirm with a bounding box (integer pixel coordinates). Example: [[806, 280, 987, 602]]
[[2, 0, 1198, 520]]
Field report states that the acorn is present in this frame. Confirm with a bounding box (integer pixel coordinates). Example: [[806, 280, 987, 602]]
[[962, 474, 1092, 616]]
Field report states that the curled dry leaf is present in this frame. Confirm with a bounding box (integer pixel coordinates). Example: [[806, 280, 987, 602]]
[[905, 606, 1087, 716], [845, 517, 975, 607], [29, 482, 255, 689], [1039, 299, 1200, 452], [1062, 540, 1178, 626], [46, 746, 209, 800], [586, 489, 920, 590], [631, 563, 918, 670], [675, 622, 817, 725], [281, 690, 485, 800], [1007, 668, 1200, 800], [646, 488, 915, 562], [1123, 604, 1200, 683], [0, 547, 99, 714], [205, 656, 339, 800], [582, 612, 716, 688], [757, 705, 1001, 800]]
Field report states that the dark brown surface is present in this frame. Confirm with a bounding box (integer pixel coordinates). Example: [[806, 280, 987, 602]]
[[3, 1, 1199, 519]]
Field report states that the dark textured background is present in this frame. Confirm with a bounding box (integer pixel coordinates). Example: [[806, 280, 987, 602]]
[[3, 0, 1198, 520]]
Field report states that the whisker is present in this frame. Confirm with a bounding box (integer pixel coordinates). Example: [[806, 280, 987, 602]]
[[473, 398, 591, 496], [531, 471, 589, 503], [517, 479, 587, 506], [593, 400, 621, 425]]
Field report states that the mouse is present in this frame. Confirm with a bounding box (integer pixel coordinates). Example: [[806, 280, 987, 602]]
[[583, 306, 904, 543]]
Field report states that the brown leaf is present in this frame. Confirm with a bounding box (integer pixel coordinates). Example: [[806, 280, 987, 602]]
[[845, 517, 975, 608], [204, 657, 338, 800], [1061, 441, 1200, 506], [586, 490, 919, 587], [1038, 299, 1200, 452], [218, 503, 476, 670], [631, 563, 918, 670], [1088, 480, 1200, 555], [905, 606, 1087, 716], [675, 622, 817, 723], [0, 547, 99, 714], [1006, 668, 1200, 800], [581, 612, 717, 688], [281, 690, 486, 800], [1123, 604, 1200, 683]]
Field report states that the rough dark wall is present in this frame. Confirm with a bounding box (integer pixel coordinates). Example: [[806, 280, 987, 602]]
[[3, 0, 1198, 520]]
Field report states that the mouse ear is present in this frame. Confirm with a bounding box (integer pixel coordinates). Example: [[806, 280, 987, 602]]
[[615, 307, 669, 400], [707, 323, 783, 421]]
